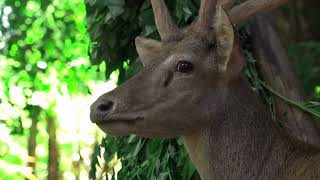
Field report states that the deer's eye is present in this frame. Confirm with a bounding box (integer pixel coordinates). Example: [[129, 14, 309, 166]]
[[177, 61, 193, 73]]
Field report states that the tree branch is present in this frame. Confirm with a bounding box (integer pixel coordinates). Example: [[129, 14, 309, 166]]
[[229, 0, 289, 26]]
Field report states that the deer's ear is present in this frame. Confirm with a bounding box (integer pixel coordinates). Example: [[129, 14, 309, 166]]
[[135, 36, 162, 66], [212, 6, 235, 72]]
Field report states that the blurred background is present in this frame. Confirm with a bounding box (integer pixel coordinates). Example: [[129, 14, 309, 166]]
[[0, 0, 116, 179], [0, 0, 319, 179]]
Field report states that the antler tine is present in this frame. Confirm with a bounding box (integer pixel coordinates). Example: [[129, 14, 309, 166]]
[[197, 0, 219, 30], [229, 0, 289, 26], [151, 0, 180, 41]]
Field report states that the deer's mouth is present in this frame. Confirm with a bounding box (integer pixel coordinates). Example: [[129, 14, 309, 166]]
[[95, 115, 143, 136], [96, 116, 143, 125]]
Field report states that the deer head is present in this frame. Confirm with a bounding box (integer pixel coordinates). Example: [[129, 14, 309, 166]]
[[90, 0, 287, 137]]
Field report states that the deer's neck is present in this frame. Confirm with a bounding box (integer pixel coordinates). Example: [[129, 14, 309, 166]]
[[182, 77, 310, 180]]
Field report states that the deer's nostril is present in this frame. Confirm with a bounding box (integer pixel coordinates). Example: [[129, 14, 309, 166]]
[[97, 101, 114, 112]]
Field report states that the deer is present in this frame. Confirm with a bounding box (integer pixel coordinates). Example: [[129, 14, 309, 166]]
[[90, 0, 320, 179]]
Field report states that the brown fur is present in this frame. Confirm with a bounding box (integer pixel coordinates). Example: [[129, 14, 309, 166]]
[[183, 76, 320, 180]]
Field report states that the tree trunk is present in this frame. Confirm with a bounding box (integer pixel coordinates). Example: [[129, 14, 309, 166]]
[[47, 117, 59, 180], [249, 15, 320, 146], [26, 106, 41, 179], [27, 115, 38, 178], [73, 144, 82, 180]]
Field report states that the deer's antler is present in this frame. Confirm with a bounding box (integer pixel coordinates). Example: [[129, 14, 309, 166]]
[[151, 0, 289, 39], [196, 0, 219, 30], [150, 0, 180, 41], [229, 0, 289, 26]]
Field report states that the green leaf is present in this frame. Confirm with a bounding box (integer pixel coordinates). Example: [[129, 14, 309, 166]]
[[105, 0, 125, 18]]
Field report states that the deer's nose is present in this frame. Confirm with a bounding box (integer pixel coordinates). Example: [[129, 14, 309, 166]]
[[90, 100, 114, 123]]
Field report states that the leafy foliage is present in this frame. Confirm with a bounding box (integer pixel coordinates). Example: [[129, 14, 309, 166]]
[[85, 0, 200, 82], [0, 0, 106, 179], [0, 0, 93, 136], [90, 136, 199, 180]]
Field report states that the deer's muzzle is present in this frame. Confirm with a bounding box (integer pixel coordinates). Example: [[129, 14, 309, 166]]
[[90, 99, 114, 124]]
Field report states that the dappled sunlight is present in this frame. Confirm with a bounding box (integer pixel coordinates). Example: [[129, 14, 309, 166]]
[[54, 80, 116, 180], [0, 56, 117, 179], [0, 124, 32, 178], [55, 80, 115, 145], [0, 0, 116, 178]]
